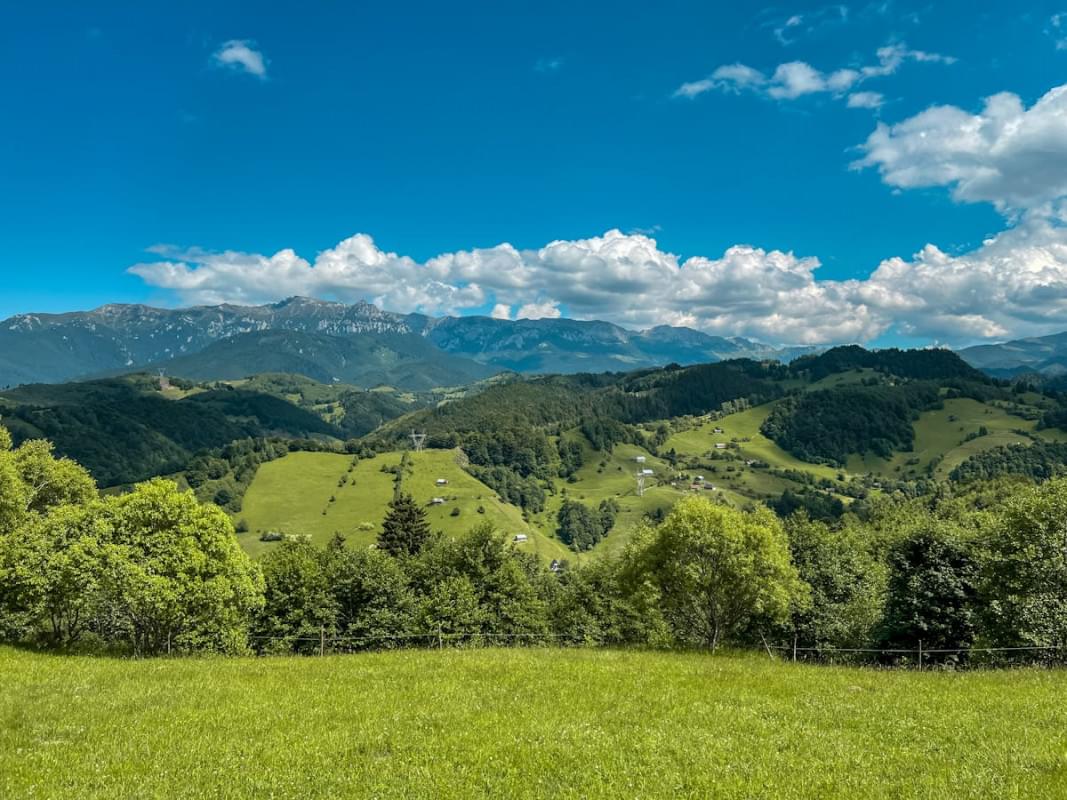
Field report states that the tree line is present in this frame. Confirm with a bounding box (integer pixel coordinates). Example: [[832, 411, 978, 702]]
[[4, 424, 1067, 663]]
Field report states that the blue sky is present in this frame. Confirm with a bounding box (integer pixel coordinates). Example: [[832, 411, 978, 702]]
[[3, 1, 1067, 345]]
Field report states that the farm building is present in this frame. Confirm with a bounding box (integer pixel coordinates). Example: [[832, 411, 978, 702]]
[[713, 427, 724, 434], [513, 533, 528, 543], [635, 456, 646, 464], [435, 478, 449, 486], [431, 497, 445, 505]]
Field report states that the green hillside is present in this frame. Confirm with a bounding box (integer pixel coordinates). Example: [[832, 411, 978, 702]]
[[144, 329, 498, 391], [239, 449, 571, 561], [535, 438, 686, 561], [847, 397, 1067, 479], [4, 646, 1067, 799], [0, 376, 340, 486]]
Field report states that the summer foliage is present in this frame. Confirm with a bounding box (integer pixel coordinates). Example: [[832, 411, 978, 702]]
[[8, 418, 1067, 662]]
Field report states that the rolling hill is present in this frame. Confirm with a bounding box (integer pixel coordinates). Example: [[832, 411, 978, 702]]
[[0, 375, 343, 486], [238, 449, 571, 561], [8, 342, 1067, 563]]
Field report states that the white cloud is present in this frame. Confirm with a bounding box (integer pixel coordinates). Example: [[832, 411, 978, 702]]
[[516, 301, 562, 320], [129, 221, 1067, 347], [764, 5, 849, 46], [673, 78, 716, 99], [847, 91, 885, 110], [212, 40, 268, 78], [127, 71, 1067, 350], [674, 63, 769, 99], [855, 219, 1067, 340], [1048, 13, 1067, 50], [767, 62, 829, 99], [853, 83, 1067, 214], [675, 43, 953, 108]]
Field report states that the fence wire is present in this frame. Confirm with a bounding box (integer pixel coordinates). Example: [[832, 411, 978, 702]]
[[244, 629, 1067, 669]]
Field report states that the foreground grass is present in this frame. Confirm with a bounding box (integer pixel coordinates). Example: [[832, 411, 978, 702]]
[[3, 648, 1067, 798]]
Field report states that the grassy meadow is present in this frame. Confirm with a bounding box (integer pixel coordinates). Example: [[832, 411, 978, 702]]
[[2, 646, 1066, 798], [238, 449, 571, 561]]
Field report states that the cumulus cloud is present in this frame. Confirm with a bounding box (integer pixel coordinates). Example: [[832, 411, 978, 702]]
[[212, 40, 268, 78], [675, 43, 953, 106], [855, 219, 1067, 340], [516, 301, 562, 320], [853, 83, 1067, 214], [128, 220, 1067, 347]]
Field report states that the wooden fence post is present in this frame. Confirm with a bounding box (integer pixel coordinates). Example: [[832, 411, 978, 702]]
[[320, 625, 325, 657]]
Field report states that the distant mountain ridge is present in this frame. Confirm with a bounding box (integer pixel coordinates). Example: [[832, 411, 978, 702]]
[[958, 331, 1067, 379], [0, 297, 814, 388]]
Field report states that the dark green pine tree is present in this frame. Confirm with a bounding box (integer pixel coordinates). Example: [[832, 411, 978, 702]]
[[377, 492, 431, 557]]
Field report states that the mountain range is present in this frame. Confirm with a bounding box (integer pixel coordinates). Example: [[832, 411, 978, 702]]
[[0, 297, 815, 389], [958, 331, 1067, 381]]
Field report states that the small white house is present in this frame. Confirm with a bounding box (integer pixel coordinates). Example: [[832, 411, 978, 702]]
[[713, 427, 724, 434], [696, 475, 705, 481], [431, 497, 445, 505], [714, 443, 727, 450], [513, 533, 528, 543], [435, 478, 449, 486], [635, 456, 646, 464], [641, 468, 654, 476]]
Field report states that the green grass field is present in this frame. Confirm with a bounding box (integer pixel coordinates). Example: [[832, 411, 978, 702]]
[[846, 398, 1067, 479], [239, 450, 571, 561], [532, 438, 686, 561], [2, 647, 1066, 798]]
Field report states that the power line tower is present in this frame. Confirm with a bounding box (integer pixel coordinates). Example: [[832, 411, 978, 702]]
[[410, 430, 427, 452], [636, 471, 646, 497]]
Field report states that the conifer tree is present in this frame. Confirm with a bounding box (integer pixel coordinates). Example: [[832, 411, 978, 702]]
[[377, 492, 430, 557]]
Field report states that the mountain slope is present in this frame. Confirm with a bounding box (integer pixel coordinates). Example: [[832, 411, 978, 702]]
[[421, 315, 809, 373], [0, 297, 813, 388], [959, 331, 1067, 378], [142, 329, 497, 390]]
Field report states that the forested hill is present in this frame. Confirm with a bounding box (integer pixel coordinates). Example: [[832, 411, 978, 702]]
[[790, 345, 991, 383], [374, 359, 788, 444], [4, 342, 1060, 533], [0, 376, 341, 486]]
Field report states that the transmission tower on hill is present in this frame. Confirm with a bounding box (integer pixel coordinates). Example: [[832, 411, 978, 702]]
[[410, 430, 427, 452]]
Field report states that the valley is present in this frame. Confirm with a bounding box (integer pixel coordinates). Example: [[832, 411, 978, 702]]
[[8, 336, 1064, 565]]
